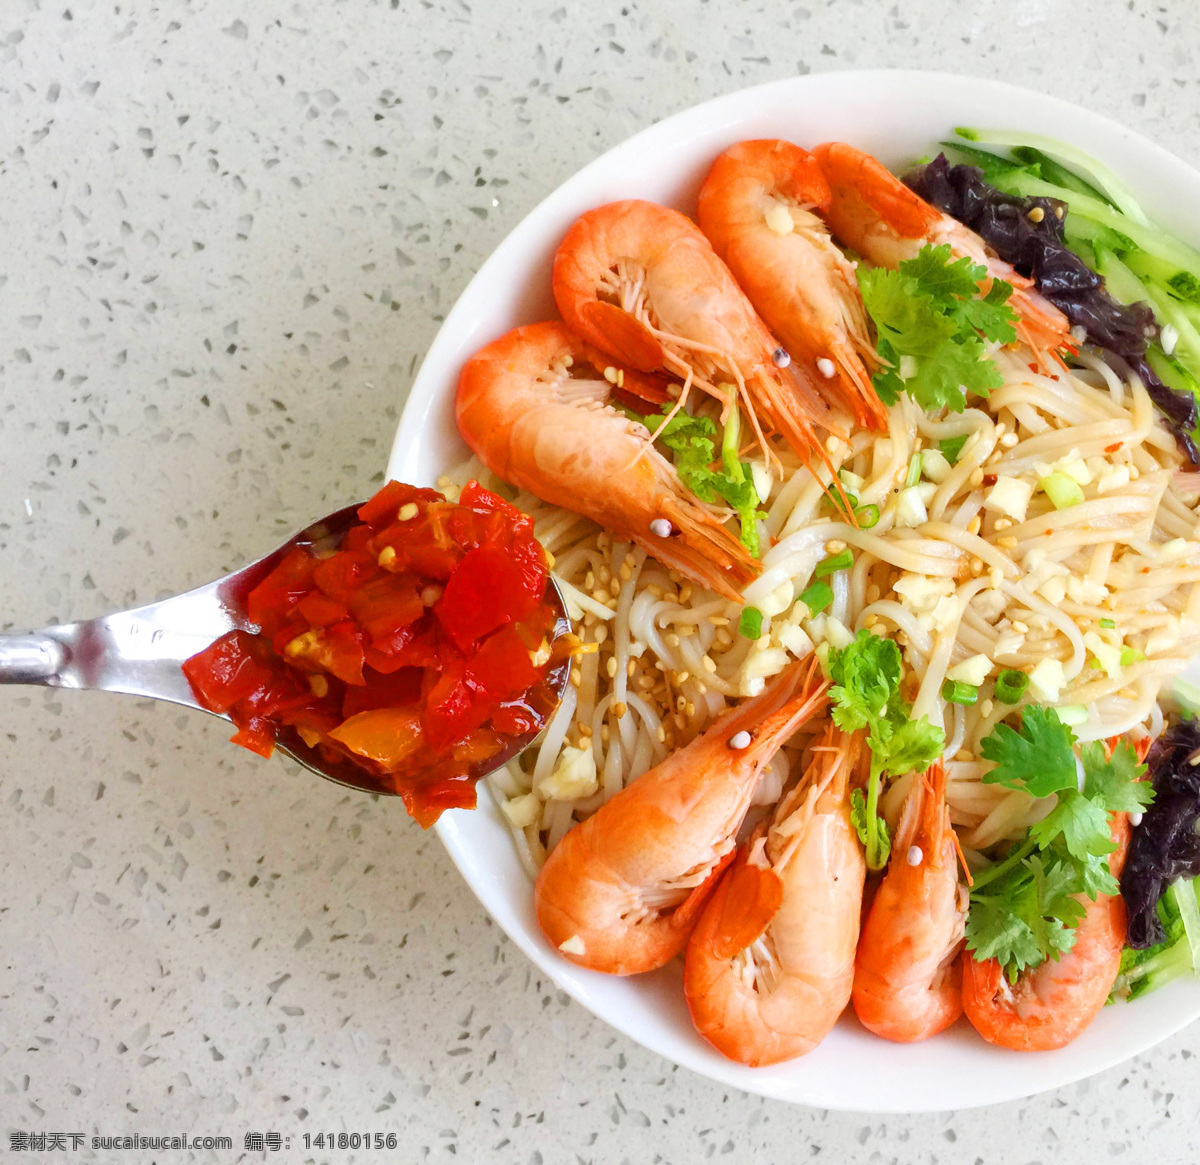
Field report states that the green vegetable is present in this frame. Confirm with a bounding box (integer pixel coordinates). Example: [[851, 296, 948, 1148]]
[[856, 503, 880, 529], [980, 705, 1079, 799], [967, 713, 1154, 979], [939, 434, 969, 464], [816, 549, 853, 577], [1054, 704, 1090, 727], [905, 453, 922, 488], [941, 679, 979, 706], [993, 669, 1030, 704], [1040, 471, 1085, 509], [1099, 618, 1116, 630], [737, 606, 763, 640], [628, 403, 766, 556], [1112, 886, 1193, 1002], [827, 630, 944, 870], [799, 580, 833, 615], [1120, 647, 1146, 667], [953, 127, 1147, 222], [857, 243, 1019, 414]]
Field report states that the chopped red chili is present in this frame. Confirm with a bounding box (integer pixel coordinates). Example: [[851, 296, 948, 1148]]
[[183, 480, 568, 826]]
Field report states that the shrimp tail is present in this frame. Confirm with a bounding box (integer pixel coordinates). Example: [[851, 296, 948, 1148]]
[[574, 299, 666, 370], [708, 846, 784, 960]]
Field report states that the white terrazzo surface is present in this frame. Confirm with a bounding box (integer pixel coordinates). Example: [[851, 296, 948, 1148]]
[[3, 1, 1200, 1161]]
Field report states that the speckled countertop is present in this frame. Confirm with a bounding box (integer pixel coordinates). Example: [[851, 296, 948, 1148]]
[[3, 1, 1200, 1162]]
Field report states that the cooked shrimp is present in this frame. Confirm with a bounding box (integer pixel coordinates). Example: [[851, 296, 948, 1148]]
[[852, 763, 967, 1043], [683, 722, 864, 1066], [534, 657, 828, 976], [551, 198, 840, 470], [697, 140, 886, 432], [456, 320, 759, 602], [812, 142, 1070, 355], [961, 815, 1129, 1052]]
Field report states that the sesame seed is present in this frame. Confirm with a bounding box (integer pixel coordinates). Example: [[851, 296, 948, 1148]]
[[708, 615, 730, 626], [970, 557, 984, 573], [967, 516, 981, 536], [677, 670, 690, 684], [999, 432, 1018, 448], [955, 748, 973, 761], [606, 656, 618, 679], [1028, 206, 1045, 224], [377, 545, 397, 567], [772, 347, 791, 368], [594, 624, 608, 644], [308, 674, 329, 698], [603, 366, 619, 384], [729, 730, 752, 750], [420, 585, 443, 606], [825, 539, 847, 554], [584, 571, 595, 590], [679, 584, 693, 603], [397, 502, 419, 522], [994, 517, 1012, 531], [997, 536, 1019, 549], [570, 667, 582, 688], [969, 469, 985, 488], [613, 701, 628, 718], [980, 699, 994, 717], [1011, 620, 1029, 634], [657, 725, 667, 744], [702, 655, 717, 674], [685, 701, 696, 716]]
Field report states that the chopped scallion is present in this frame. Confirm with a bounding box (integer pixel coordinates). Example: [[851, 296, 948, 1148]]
[[1120, 647, 1146, 666], [1099, 618, 1116, 629], [737, 606, 763, 640], [941, 679, 979, 706], [816, 549, 853, 577], [1040, 471, 1085, 509], [799, 580, 834, 615], [1053, 704, 1090, 727], [994, 669, 1030, 703], [906, 453, 923, 488], [856, 503, 880, 529]]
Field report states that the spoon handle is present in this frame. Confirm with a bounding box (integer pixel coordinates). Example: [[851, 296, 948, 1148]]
[[0, 633, 67, 684]]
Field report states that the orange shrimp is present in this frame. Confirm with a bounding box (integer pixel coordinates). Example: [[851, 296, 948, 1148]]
[[534, 657, 828, 976], [456, 321, 759, 602], [961, 816, 1129, 1052], [697, 140, 886, 432], [852, 763, 967, 1043], [683, 723, 864, 1066], [812, 142, 1070, 355], [551, 198, 840, 470]]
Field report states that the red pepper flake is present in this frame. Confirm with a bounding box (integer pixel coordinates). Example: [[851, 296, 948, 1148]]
[[982, 473, 998, 487], [1105, 442, 1122, 454], [183, 480, 565, 827]]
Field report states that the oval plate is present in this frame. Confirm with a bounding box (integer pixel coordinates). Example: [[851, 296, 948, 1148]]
[[385, 70, 1200, 1111]]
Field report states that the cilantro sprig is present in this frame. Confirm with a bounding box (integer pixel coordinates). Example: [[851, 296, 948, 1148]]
[[966, 708, 1154, 980], [857, 243, 1019, 413], [828, 630, 945, 870], [625, 403, 765, 555]]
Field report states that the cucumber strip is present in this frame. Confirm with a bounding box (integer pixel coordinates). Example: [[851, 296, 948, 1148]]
[[937, 140, 1026, 183], [1145, 346, 1200, 403], [1010, 145, 1115, 207], [1124, 251, 1200, 305], [1169, 878, 1200, 974], [954, 127, 1150, 224], [1116, 939, 1192, 1001], [1002, 171, 1200, 272], [1093, 249, 1200, 366]]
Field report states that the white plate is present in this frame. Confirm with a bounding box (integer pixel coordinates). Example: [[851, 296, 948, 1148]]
[[385, 70, 1200, 1111]]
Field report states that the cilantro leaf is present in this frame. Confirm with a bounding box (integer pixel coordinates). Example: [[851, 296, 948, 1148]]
[[628, 405, 766, 556], [850, 787, 891, 868], [1080, 740, 1155, 814], [856, 242, 1019, 414], [1030, 789, 1114, 862], [870, 716, 945, 784], [827, 630, 901, 733], [980, 705, 1078, 798]]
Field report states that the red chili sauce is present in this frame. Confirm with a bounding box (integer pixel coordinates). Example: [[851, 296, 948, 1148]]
[[182, 480, 569, 826]]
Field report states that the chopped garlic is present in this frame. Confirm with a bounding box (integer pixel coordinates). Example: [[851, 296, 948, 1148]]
[[1028, 658, 1066, 702], [1159, 538, 1190, 561], [758, 579, 795, 618], [536, 745, 598, 801], [764, 203, 794, 235], [993, 629, 1026, 660], [1065, 575, 1108, 605], [916, 481, 938, 505], [946, 653, 993, 686], [1083, 631, 1123, 679], [501, 792, 542, 830], [775, 621, 814, 659], [899, 355, 919, 380], [821, 616, 855, 651], [740, 644, 792, 695], [1036, 575, 1067, 605], [921, 449, 952, 483], [893, 573, 954, 615], [930, 594, 960, 633], [1097, 464, 1131, 494], [983, 475, 1033, 522], [558, 935, 587, 956], [972, 589, 1007, 622], [894, 486, 928, 528]]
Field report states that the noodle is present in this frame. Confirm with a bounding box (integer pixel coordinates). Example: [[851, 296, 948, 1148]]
[[446, 341, 1200, 873]]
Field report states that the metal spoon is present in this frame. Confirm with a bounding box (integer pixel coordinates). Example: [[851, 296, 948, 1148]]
[[0, 503, 572, 796]]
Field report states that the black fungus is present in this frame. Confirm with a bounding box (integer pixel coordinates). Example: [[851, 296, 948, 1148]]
[[905, 155, 1198, 462], [1121, 717, 1200, 948]]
